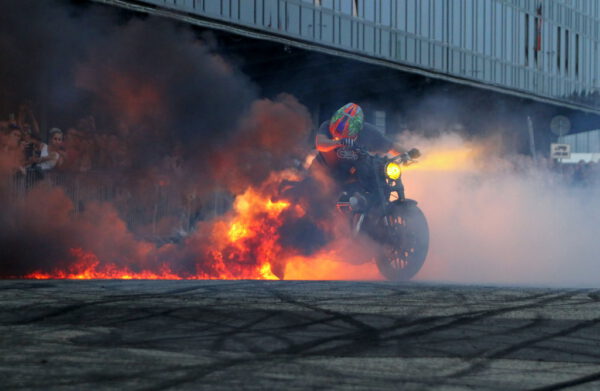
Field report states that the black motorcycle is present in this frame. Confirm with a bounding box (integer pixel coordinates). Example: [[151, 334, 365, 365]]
[[335, 147, 429, 281]]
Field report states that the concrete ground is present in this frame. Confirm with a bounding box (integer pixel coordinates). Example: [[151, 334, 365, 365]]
[[1, 280, 600, 390]]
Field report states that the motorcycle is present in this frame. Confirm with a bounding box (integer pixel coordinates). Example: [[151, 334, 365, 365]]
[[335, 147, 429, 281]]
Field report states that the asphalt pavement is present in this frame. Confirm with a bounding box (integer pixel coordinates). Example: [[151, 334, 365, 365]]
[[1, 280, 600, 390]]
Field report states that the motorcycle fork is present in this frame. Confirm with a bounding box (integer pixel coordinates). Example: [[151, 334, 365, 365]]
[[353, 213, 365, 236]]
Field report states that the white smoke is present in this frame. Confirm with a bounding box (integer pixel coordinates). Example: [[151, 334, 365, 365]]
[[397, 132, 600, 287]]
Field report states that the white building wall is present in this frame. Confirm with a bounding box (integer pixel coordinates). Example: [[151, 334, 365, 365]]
[[131, 0, 600, 111]]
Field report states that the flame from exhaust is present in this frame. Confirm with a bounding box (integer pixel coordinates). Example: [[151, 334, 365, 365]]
[[404, 144, 481, 172]]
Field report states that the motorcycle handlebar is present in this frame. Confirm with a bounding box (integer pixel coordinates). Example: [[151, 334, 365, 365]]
[[391, 152, 415, 165], [391, 153, 408, 163], [351, 145, 417, 165]]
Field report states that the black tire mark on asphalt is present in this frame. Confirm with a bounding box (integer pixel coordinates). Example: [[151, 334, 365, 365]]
[[2, 281, 600, 391], [262, 285, 383, 356], [528, 371, 600, 391], [384, 291, 584, 341], [449, 317, 600, 378]]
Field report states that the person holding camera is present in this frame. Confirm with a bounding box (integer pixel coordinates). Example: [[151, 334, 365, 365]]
[[37, 128, 65, 171]]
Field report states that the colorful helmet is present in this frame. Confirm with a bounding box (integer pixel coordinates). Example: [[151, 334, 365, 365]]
[[329, 103, 364, 140]]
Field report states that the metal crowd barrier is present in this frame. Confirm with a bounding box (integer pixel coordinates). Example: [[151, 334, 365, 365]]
[[5, 170, 232, 238]]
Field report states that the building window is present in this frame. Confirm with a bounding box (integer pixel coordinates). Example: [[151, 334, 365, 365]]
[[595, 42, 599, 87], [534, 4, 542, 66], [565, 29, 569, 74], [575, 33, 580, 78], [352, 0, 358, 17], [525, 13, 529, 66], [557, 26, 561, 72]]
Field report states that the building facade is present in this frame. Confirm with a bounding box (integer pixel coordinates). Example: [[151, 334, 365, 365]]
[[561, 128, 600, 161], [101, 0, 600, 114]]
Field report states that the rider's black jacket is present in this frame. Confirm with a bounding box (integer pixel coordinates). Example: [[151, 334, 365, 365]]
[[314, 121, 394, 183]]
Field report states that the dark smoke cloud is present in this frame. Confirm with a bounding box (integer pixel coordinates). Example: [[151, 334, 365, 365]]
[[0, 0, 256, 153], [75, 17, 257, 159], [0, 0, 319, 278], [210, 95, 313, 192], [0, 0, 115, 112], [0, 185, 157, 276]]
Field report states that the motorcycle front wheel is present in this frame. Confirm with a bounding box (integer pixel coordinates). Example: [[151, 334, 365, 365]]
[[375, 203, 429, 281]]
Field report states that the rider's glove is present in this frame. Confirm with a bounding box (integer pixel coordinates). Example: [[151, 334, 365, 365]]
[[340, 138, 355, 147], [408, 148, 421, 159]]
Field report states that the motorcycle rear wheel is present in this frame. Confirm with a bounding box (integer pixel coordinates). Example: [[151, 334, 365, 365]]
[[375, 204, 429, 281]]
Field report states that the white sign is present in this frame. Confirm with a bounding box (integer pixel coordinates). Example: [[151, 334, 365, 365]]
[[550, 143, 571, 159]]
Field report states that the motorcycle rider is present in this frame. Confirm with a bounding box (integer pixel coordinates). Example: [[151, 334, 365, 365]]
[[314, 103, 418, 191], [310, 103, 428, 280]]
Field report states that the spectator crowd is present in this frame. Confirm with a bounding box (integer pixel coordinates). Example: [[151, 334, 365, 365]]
[[0, 102, 199, 237], [0, 102, 189, 184], [1, 102, 599, 187], [0, 104, 137, 179], [563, 159, 600, 187]]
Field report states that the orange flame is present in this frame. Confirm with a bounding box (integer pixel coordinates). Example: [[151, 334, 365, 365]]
[[404, 144, 481, 172], [26, 248, 183, 280], [23, 172, 381, 281], [204, 187, 296, 280]]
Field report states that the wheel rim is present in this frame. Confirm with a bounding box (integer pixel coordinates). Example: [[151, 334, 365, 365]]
[[375, 206, 429, 281], [385, 215, 418, 272]]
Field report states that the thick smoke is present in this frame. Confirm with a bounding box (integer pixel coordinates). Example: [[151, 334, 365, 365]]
[[3, 1, 599, 286], [0, 0, 320, 277], [399, 131, 600, 287], [0, 186, 155, 276], [74, 17, 256, 165]]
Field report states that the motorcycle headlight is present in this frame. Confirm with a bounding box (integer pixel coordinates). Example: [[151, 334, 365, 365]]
[[385, 162, 401, 180]]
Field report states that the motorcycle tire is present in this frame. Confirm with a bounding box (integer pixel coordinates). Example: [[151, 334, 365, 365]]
[[375, 203, 429, 281]]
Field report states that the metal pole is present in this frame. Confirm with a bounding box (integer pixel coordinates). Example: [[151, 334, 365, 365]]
[[527, 116, 537, 160]]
